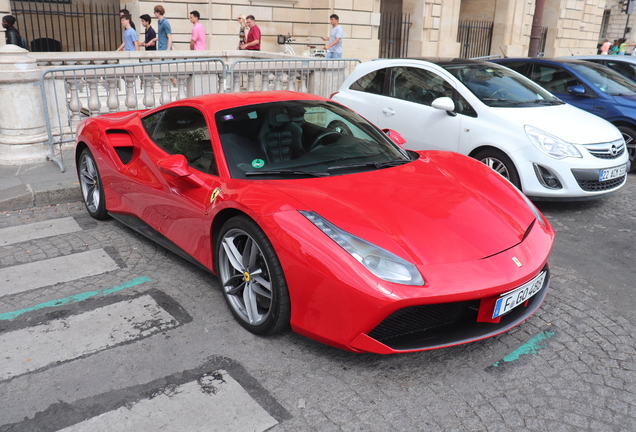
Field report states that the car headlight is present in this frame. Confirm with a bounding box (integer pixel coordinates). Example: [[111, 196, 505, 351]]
[[525, 125, 582, 159], [300, 211, 425, 286]]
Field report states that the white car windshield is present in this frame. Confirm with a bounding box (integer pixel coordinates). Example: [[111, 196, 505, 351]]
[[215, 100, 413, 179], [444, 63, 564, 107]]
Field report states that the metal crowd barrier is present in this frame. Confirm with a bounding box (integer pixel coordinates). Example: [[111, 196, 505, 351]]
[[39, 57, 361, 172], [469, 54, 502, 61], [39, 58, 226, 172], [228, 58, 361, 97]]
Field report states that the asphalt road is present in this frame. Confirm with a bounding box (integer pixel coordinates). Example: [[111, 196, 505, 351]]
[[0, 174, 635, 431]]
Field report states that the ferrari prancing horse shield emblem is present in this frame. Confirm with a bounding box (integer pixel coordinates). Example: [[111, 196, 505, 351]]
[[512, 257, 522, 267], [210, 187, 222, 204]]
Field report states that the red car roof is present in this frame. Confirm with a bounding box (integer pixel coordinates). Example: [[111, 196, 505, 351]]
[[163, 91, 329, 113]]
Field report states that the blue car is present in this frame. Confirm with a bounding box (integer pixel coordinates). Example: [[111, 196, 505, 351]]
[[491, 58, 636, 172]]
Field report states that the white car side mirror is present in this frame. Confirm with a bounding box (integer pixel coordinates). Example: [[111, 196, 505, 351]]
[[431, 97, 456, 116]]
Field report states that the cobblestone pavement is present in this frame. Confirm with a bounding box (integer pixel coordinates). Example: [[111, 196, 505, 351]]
[[0, 176, 635, 431]]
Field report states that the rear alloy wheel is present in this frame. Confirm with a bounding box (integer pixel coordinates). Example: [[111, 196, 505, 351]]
[[78, 148, 108, 220], [474, 148, 521, 190], [617, 125, 636, 173], [216, 216, 290, 335]]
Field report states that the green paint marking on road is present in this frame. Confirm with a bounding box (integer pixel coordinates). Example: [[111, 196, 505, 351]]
[[492, 331, 555, 367], [0, 276, 152, 321]]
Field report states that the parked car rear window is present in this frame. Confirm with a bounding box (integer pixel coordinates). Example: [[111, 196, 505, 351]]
[[349, 68, 387, 95]]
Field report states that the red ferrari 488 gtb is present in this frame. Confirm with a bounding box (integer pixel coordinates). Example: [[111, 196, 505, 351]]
[[75, 91, 554, 354]]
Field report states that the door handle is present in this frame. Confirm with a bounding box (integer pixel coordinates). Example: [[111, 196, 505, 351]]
[[382, 107, 395, 115]]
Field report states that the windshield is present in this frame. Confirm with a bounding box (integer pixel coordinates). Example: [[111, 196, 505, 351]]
[[443, 63, 563, 107], [569, 62, 636, 95], [215, 100, 412, 179]]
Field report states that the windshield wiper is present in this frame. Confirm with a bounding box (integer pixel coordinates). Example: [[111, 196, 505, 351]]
[[245, 169, 330, 177], [485, 99, 564, 105], [328, 159, 410, 171]]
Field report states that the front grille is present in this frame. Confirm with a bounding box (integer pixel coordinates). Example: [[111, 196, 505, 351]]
[[367, 301, 479, 342], [588, 147, 624, 159], [115, 147, 134, 164], [576, 175, 626, 192], [585, 140, 625, 160]]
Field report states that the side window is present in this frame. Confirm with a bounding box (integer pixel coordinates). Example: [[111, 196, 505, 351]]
[[530, 65, 583, 94], [144, 107, 218, 176], [499, 62, 529, 76], [605, 61, 636, 82], [349, 68, 387, 95], [389, 67, 454, 106], [454, 91, 477, 117]]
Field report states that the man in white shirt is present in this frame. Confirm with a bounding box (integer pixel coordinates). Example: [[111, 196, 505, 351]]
[[322, 14, 343, 59]]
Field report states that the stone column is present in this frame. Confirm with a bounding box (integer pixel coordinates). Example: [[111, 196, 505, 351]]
[[0, 45, 49, 164]]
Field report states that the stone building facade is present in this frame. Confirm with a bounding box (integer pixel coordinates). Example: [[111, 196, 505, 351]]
[[2, 0, 636, 59]]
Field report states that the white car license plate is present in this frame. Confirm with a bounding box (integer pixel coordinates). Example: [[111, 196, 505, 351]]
[[599, 164, 627, 182], [492, 271, 547, 319]]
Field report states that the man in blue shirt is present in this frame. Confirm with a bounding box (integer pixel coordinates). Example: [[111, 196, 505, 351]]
[[154, 5, 172, 51], [116, 14, 138, 51], [322, 14, 343, 58]]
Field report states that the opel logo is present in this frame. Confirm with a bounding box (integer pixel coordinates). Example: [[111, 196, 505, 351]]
[[610, 144, 618, 156]]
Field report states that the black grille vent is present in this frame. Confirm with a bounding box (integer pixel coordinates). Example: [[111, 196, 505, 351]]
[[576, 176, 626, 192], [115, 147, 134, 165], [588, 147, 624, 159], [368, 301, 478, 342]]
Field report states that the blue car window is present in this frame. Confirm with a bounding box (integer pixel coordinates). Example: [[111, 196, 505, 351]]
[[530, 65, 583, 94], [570, 63, 636, 95]]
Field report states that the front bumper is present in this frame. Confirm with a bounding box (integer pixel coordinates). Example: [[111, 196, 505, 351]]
[[265, 209, 554, 354], [511, 144, 630, 199]]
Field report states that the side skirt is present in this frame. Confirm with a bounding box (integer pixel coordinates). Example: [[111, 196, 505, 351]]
[[109, 212, 213, 274]]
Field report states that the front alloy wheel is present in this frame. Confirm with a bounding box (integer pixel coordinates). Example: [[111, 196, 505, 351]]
[[216, 216, 290, 335], [617, 125, 636, 173], [474, 148, 522, 190]]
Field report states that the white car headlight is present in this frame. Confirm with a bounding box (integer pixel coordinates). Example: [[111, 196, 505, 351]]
[[300, 211, 425, 286], [525, 125, 582, 159]]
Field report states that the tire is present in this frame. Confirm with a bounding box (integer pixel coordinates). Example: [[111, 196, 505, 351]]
[[473, 148, 522, 190], [77, 148, 108, 220], [215, 215, 290, 335], [327, 120, 352, 136], [617, 125, 636, 173]]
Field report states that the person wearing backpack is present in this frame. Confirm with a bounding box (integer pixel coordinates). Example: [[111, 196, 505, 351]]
[[2, 15, 25, 49]]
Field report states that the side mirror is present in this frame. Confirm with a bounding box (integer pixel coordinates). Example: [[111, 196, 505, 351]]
[[382, 129, 407, 146], [567, 85, 586, 95], [431, 97, 457, 116], [157, 154, 204, 187]]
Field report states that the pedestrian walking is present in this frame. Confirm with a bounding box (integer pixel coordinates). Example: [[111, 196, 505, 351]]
[[2, 15, 25, 49], [321, 14, 343, 58], [154, 5, 172, 51], [600, 39, 611, 55], [240, 15, 260, 51], [119, 8, 136, 30], [116, 13, 139, 51], [140, 14, 157, 50], [237, 14, 248, 49], [189, 10, 206, 50]]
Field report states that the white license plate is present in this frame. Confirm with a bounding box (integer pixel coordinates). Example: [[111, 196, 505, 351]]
[[492, 271, 547, 319], [599, 164, 627, 182]]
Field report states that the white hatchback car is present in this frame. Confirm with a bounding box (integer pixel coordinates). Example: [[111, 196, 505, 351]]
[[331, 58, 630, 200]]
